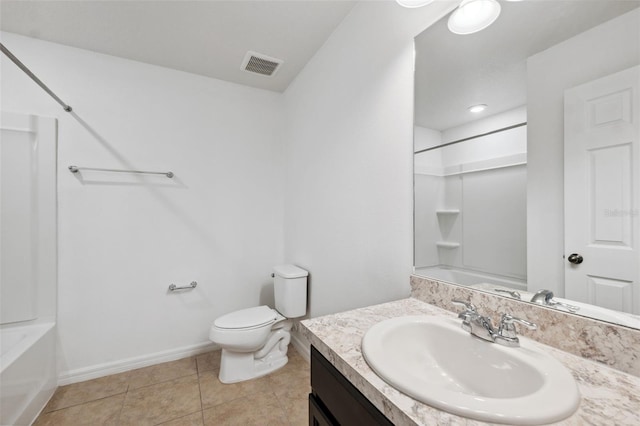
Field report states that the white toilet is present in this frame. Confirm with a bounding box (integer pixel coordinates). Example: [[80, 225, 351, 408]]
[[209, 264, 308, 383]]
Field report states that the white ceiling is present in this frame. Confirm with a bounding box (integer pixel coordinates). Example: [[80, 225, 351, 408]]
[[0, 0, 356, 93], [415, 0, 640, 131]]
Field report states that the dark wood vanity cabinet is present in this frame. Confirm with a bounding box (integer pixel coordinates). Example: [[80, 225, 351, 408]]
[[309, 346, 393, 426]]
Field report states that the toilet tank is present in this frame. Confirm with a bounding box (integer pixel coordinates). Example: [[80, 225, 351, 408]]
[[273, 264, 308, 318]]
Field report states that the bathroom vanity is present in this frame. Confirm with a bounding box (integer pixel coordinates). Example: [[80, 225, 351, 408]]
[[310, 346, 391, 425], [300, 297, 640, 425]]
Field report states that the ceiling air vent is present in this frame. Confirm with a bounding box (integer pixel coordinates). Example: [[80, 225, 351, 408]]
[[241, 51, 283, 77]]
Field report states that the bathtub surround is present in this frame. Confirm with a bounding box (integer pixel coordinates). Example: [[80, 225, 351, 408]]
[[0, 112, 57, 324], [1, 323, 57, 426], [414, 266, 526, 293], [414, 106, 527, 277], [300, 298, 640, 426], [411, 275, 640, 376], [0, 111, 58, 425]]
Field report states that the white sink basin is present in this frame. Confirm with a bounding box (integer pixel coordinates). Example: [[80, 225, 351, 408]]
[[362, 316, 580, 425]]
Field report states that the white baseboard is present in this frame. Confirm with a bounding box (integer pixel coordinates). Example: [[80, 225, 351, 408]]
[[290, 329, 310, 363], [58, 341, 218, 386]]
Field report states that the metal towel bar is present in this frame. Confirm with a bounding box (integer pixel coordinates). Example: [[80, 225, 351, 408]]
[[69, 165, 174, 178], [168, 281, 197, 292]]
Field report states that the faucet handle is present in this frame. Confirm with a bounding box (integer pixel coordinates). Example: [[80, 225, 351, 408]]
[[495, 313, 537, 347], [451, 299, 476, 333], [500, 313, 537, 329], [451, 299, 476, 312], [547, 299, 580, 313], [451, 299, 477, 319], [493, 288, 521, 300]]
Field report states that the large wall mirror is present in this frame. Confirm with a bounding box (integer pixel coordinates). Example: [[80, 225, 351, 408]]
[[413, 0, 640, 329]]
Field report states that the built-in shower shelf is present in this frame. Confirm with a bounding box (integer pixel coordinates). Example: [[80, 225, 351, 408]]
[[436, 241, 460, 249], [436, 209, 460, 215]]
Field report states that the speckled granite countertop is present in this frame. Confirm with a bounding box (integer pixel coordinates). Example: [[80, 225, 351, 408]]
[[299, 298, 640, 426]]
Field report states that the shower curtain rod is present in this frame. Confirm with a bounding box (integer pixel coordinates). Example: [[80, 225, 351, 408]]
[[415, 122, 527, 154], [0, 42, 73, 112]]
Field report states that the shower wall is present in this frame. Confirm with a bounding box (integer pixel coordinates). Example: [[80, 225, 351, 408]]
[[414, 107, 527, 280], [1, 31, 285, 383], [0, 111, 58, 426], [0, 112, 58, 324], [1, 119, 37, 323]]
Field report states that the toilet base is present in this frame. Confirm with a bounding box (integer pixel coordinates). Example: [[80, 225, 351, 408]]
[[219, 349, 288, 383], [218, 326, 292, 384]]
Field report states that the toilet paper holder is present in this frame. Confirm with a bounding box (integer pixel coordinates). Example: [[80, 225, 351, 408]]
[[168, 281, 197, 292]]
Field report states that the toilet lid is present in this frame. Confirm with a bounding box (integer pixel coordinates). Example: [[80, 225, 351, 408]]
[[214, 306, 278, 330]]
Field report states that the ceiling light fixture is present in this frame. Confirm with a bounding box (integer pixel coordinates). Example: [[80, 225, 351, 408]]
[[395, 0, 434, 9], [448, 0, 501, 35], [468, 104, 487, 113]]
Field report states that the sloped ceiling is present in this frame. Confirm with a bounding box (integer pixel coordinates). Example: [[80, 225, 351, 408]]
[[0, 0, 356, 92]]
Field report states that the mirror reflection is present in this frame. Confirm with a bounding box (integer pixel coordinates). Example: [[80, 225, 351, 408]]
[[413, 0, 640, 328]]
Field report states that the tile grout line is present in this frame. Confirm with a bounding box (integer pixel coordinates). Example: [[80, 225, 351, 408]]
[[42, 390, 129, 414], [268, 376, 294, 426], [152, 410, 203, 426], [114, 384, 129, 425], [128, 371, 198, 392], [198, 368, 206, 425], [127, 357, 199, 392]]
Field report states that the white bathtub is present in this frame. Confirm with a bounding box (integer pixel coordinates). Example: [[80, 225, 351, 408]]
[[1, 322, 57, 426], [415, 266, 527, 291]]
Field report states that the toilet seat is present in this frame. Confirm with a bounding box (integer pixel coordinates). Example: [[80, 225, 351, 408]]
[[214, 306, 280, 330], [209, 306, 286, 353]]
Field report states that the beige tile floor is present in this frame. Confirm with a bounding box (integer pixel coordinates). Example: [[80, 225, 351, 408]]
[[34, 349, 310, 426]]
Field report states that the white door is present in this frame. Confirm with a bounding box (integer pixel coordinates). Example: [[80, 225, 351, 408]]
[[564, 65, 639, 315]]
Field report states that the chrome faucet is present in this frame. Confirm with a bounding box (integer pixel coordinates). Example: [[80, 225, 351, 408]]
[[451, 300, 495, 342], [452, 299, 537, 347], [530, 289, 554, 304], [530, 289, 580, 313]]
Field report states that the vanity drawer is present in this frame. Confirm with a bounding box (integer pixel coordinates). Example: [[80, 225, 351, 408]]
[[310, 345, 393, 426], [309, 393, 335, 426]]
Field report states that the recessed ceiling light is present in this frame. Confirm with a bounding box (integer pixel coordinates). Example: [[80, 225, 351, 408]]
[[448, 0, 501, 35], [469, 104, 487, 113], [396, 0, 434, 8]]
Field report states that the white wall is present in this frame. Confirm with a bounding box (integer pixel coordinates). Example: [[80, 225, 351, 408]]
[[1, 32, 285, 381], [527, 9, 640, 296], [282, 1, 456, 318]]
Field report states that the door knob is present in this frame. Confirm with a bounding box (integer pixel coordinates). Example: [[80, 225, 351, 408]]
[[567, 253, 583, 264]]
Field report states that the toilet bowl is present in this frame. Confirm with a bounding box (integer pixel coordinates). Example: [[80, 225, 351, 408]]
[[209, 265, 308, 383]]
